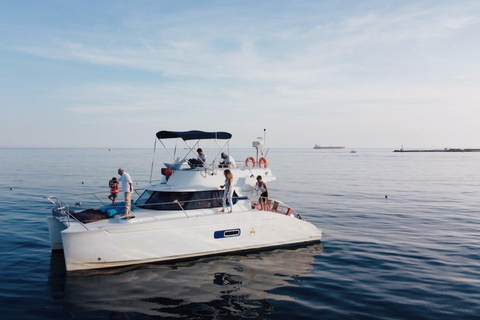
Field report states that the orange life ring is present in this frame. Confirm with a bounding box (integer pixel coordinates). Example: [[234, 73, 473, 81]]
[[245, 157, 256, 167], [258, 157, 268, 168]]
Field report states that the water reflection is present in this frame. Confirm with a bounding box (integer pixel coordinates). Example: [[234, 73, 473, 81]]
[[49, 244, 323, 318]]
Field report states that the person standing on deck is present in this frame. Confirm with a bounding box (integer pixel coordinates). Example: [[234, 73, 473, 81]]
[[108, 177, 119, 206], [220, 169, 234, 213], [118, 168, 133, 218], [254, 175, 269, 211]]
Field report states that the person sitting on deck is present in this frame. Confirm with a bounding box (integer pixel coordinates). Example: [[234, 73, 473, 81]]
[[219, 152, 236, 168], [197, 148, 207, 166], [188, 148, 207, 168]]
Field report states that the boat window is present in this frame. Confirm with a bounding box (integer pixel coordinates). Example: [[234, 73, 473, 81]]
[[137, 190, 224, 210], [135, 190, 154, 206]]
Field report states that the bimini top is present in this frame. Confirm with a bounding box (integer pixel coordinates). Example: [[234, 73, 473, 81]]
[[156, 130, 232, 141]]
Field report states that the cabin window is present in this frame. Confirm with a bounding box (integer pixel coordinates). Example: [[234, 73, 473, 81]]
[[135, 190, 224, 210]]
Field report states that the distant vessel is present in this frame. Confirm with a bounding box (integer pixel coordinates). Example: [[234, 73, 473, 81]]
[[314, 145, 345, 150]]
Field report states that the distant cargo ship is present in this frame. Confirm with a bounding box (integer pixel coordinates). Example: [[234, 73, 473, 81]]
[[314, 145, 345, 150]]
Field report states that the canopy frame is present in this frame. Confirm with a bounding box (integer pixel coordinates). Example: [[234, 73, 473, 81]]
[[150, 130, 232, 182]]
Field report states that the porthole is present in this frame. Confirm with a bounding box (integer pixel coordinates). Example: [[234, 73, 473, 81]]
[[224, 229, 240, 237], [214, 228, 241, 239]]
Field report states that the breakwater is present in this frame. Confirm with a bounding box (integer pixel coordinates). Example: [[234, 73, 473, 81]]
[[394, 148, 480, 152]]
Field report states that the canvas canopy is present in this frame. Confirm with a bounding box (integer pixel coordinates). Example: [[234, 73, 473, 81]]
[[156, 130, 232, 141]]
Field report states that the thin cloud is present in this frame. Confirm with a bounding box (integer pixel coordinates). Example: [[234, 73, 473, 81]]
[[2, 1, 480, 148], [16, 3, 478, 88]]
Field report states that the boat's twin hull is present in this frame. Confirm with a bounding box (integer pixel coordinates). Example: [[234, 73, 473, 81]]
[[47, 216, 67, 251], [56, 211, 321, 271]]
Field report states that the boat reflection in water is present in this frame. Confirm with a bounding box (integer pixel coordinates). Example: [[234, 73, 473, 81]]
[[49, 244, 323, 318]]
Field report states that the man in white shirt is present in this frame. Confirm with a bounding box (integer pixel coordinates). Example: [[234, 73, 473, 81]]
[[197, 148, 207, 166], [117, 168, 133, 218], [220, 153, 236, 168]]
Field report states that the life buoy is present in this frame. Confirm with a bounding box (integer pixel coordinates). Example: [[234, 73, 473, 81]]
[[245, 157, 256, 167], [258, 157, 268, 168]]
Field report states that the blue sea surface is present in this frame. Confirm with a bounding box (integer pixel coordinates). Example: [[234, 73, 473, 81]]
[[1, 148, 479, 319]]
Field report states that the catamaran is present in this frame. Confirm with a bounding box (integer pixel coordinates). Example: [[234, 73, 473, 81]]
[[47, 130, 322, 271]]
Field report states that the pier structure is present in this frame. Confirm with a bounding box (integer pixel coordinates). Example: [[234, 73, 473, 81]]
[[394, 148, 480, 153]]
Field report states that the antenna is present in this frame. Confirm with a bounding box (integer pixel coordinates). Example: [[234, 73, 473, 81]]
[[252, 130, 266, 166], [149, 138, 157, 183]]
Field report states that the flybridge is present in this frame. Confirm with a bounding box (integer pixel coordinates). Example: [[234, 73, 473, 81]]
[[151, 130, 233, 181]]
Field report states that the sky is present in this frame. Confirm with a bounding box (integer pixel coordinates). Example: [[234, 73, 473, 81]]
[[1, 0, 479, 148]]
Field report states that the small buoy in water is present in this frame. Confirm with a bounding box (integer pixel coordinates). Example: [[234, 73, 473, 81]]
[[76, 202, 82, 206]]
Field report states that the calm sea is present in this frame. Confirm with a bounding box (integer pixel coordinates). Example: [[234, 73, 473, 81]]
[[1, 148, 479, 319]]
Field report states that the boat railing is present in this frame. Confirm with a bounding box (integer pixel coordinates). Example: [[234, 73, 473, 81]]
[[46, 189, 144, 207], [164, 159, 269, 173], [251, 198, 301, 219], [46, 190, 236, 214], [139, 196, 301, 219], [46, 192, 301, 227], [46, 196, 90, 230], [46, 189, 144, 229]]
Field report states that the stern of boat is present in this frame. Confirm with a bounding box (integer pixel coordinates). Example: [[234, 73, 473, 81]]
[[46, 196, 70, 251], [47, 216, 67, 251]]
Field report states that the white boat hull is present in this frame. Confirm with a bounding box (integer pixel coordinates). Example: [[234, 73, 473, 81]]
[[58, 210, 321, 271]]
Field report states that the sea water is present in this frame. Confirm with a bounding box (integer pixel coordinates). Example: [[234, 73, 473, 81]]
[[0, 148, 479, 319]]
